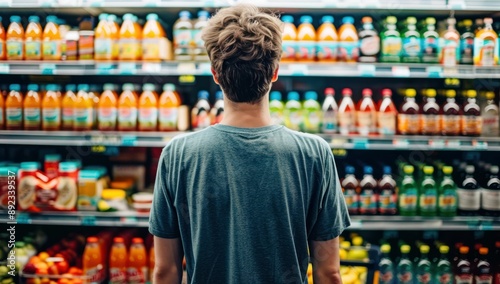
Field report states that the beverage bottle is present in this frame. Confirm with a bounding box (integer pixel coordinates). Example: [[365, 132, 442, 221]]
[[460, 20, 475, 65], [269, 91, 285, 126], [378, 244, 395, 284], [422, 17, 440, 63], [6, 15, 24, 60], [342, 165, 360, 215], [192, 11, 209, 61], [191, 90, 211, 131], [494, 242, 500, 284], [481, 91, 499, 137], [296, 16, 316, 62], [42, 15, 61, 60], [23, 84, 41, 130], [359, 166, 377, 215], [61, 84, 76, 130], [474, 248, 493, 284], [118, 83, 138, 131], [419, 166, 438, 217], [380, 16, 402, 63], [107, 14, 120, 60], [338, 88, 355, 135], [138, 84, 158, 131], [158, 83, 181, 131], [338, 17, 359, 62], [303, 91, 321, 133], [416, 245, 433, 284], [474, 18, 498, 66], [83, 236, 104, 283], [399, 165, 418, 216], [109, 237, 128, 284], [25, 16, 42, 60], [401, 17, 422, 63], [73, 84, 93, 131], [398, 89, 420, 135], [358, 16, 380, 63], [128, 237, 148, 284], [455, 246, 473, 284], [435, 246, 453, 284], [0, 16, 5, 60], [94, 13, 113, 60], [132, 16, 143, 61], [356, 88, 376, 135], [377, 88, 397, 135], [210, 91, 224, 125], [421, 89, 441, 136], [6, 84, 23, 130], [173, 11, 193, 61], [397, 245, 415, 284], [119, 14, 141, 61], [440, 17, 461, 66], [482, 165, 500, 217], [98, 84, 118, 131], [461, 90, 482, 136], [438, 166, 458, 217], [457, 165, 480, 216], [0, 87, 4, 129], [42, 84, 61, 131], [441, 90, 461, 136], [322, 88, 338, 134], [283, 91, 302, 131], [378, 166, 397, 215], [316, 16, 338, 62], [142, 13, 168, 61]]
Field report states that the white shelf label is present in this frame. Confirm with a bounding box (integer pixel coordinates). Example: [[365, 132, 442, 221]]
[[447, 140, 461, 148], [0, 64, 9, 74], [289, 64, 308, 76], [0, 0, 11, 6], [473, 140, 488, 150], [142, 63, 161, 73], [118, 63, 137, 75], [393, 139, 410, 148], [358, 64, 376, 77], [198, 63, 212, 75], [38, 0, 54, 6], [426, 66, 443, 78], [429, 139, 445, 148], [392, 66, 410, 77], [41, 64, 56, 74], [177, 63, 197, 75], [448, 0, 466, 9]]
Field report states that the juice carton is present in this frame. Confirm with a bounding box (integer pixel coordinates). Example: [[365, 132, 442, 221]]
[[317, 16, 338, 62], [118, 83, 138, 131], [78, 170, 103, 211], [338, 17, 359, 62], [98, 83, 118, 131], [61, 84, 76, 130], [25, 16, 42, 60], [6, 16, 24, 60], [474, 18, 498, 66], [138, 83, 159, 131], [42, 84, 61, 131], [173, 11, 193, 61], [158, 84, 181, 131], [281, 15, 297, 62], [94, 13, 113, 60], [0, 16, 5, 60], [42, 15, 62, 60], [143, 13, 170, 61], [296, 16, 316, 62], [23, 84, 41, 130], [119, 14, 141, 61], [193, 11, 209, 61], [5, 84, 23, 130]]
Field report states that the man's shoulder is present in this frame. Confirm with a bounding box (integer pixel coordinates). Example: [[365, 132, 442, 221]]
[[282, 128, 331, 152], [161, 127, 216, 152]]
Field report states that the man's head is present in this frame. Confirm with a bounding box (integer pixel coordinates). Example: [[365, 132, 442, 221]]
[[202, 4, 283, 104]]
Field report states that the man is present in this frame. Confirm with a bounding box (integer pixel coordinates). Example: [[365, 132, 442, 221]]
[[149, 4, 350, 284]]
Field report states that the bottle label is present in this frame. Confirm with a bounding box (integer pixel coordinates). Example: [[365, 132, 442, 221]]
[[397, 260, 414, 284], [85, 267, 105, 282], [42, 108, 60, 128], [421, 114, 441, 134], [475, 275, 493, 284], [174, 29, 192, 56], [381, 37, 402, 59], [439, 190, 457, 213], [481, 188, 500, 211], [118, 107, 138, 129], [282, 40, 297, 60], [379, 261, 394, 284], [482, 112, 499, 136], [442, 115, 460, 135], [95, 38, 113, 58], [474, 38, 498, 66], [322, 111, 338, 133], [343, 189, 359, 213], [98, 107, 117, 129], [338, 41, 360, 61], [338, 112, 354, 135], [296, 41, 316, 60], [24, 108, 41, 127], [455, 274, 473, 284], [360, 36, 380, 56], [418, 271, 433, 284], [378, 190, 397, 213], [436, 270, 453, 284], [192, 108, 211, 130], [127, 267, 146, 283], [439, 38, 460, 66], [143, 38, 168, 60], [193, 29, 204, 50], [422, 37, 439, 62], [286, 110, 302, 131], [304, 110, 321, 133], [457, 188, 481, 211], [25, 40, 42, 58], [42, 40, 61, 58], [74, 108, 93, 128], [159, 107, 178, 130], [62, 107, 73, 128], [6, 107, 22, 127], [359, 190, 377, 213], [138, 107, 158, 129], [399, 189, 418, 211], [461, 116, 482, 135], [461, 38, 474, 63], [357, 111, 375, 135], [397, 114, 420, 134], [0, 108, 3, 125], [119, 39, 141, 60], [109, 267, 127, 283], [0, 40, 4, 58], [6, 40, 23, 57], [317, 41, 338, 60], [420, 189, 437, 213], [377, 112, 396, 135], [402, 37, 421, 57]]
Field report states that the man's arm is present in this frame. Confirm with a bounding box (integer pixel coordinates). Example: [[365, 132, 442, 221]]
[[152, 236, 184, 284], [309, 237, 342, 284]]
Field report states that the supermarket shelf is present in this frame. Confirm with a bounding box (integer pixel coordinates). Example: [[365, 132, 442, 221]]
[[0, 61, 500, 79], [1, 130, 500, 151], [2, 211, 499, 230]]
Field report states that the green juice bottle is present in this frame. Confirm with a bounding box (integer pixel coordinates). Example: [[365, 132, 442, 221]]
[[269, 91, 285, 126], [416, 245, 434, 284], [381, 16, 402, 63], [397, 245, 415, 284], [399, 165, 418, 216], [421, 17, 440, 63], [284, 91, 302, 131], [303, 91, 322, 133], [435, 245, 453, 284], [438, 166, 458, 217], [419, 166, 438, 217], [402, 17, 422, 63]]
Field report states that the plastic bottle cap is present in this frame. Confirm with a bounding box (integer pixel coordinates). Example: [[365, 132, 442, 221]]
[[99, 13, 109, 21], [401, 245, 411, 254], [383, 166, 392, 175], [439, 246, 449, 254], [364, 166, 373, 175], [79, 170, 101, 180], [345, 166, 355, 175], [10, 16, 21, 23], [426, 17, 436, 25], [342, 88, 353, 96], [87, 237, 99, 243], [77, 84, 89, 92], [123, 13, 135, 21], [426, 89, 437, 97], [143, 84, 156, 92], [342, 17, 354, 24], [215, 91, 224, 100], [491, 166, 499, 175], [281, 15, 294, 23], [362, 17, 373, 23], [420, 245, 430, 254], [46, 84, 57, 92], [443, 166, 453, 175], [59, 162, 78, 172], [479, 247, 488, 255], [45, 154, 61, 162], [0, 167, 12, 176], [466, 90, 477, 98], [66, 84, 76, 92], [362, 88, 372, 97], [445, 90, 456, 98], [300, 16, 313, 24], [340, 241, 351, 248], [324, 88, 335, 96], [352, 237, 363, 246], [198, 11, 210, 19], [386, 16, 397, 25], [484, 18, 493, 25], [287, 91, 299, 101], [46, 15, 58, 23], [381, 244, 391, 253], [305, 91, 318, 101], [463, 19, 473, 26], [132, 237, 144, 244], [163, 84, 176, 92], [485, 92, 495, 100], [179, 11, 191, 19], [20, 162, 39, 171], [198, 90, 209, 100], [27, 84, 39, 92], [406, 89, 417, 97], [381, 89, 392, 97], [103, 84, 115, 91], [122, 83, 135, 91], [270, 91, 282, 101], [107, 14, 118, 22], [146, 13, 159, 21], [29, 16, 40, 23], [403, 165, 414, 174], [423, 166, 434, 175], [447, 18, 457, 25], [9, 84, 21, 91], [407, 17, 417, 25], [113, 237, 125, 243], [321, 16, 334, 24], [465, 165, 475, 174]]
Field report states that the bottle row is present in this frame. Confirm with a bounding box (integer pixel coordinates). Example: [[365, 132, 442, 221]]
[[281, 15, 499, 66]]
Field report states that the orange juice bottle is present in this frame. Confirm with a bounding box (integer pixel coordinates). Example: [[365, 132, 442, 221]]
[[61, 84, 76, 130], [119, 14, 141, 61], [149, 244, 154, 282], [138, 83, 158, 131], [317, 16, 338, 62], [118, 83, 138, 131], [107, 14, 120, 60], [158, 83, 181, 131], [83, 236, 105, 283], [73, 84, 93, 131], [42, 15, 62, 61], [98, 84, 118, 131], [296, 16, 316, 61], [42, 84, 61, 131], [474, 18, 498, 66], [128, 237, 148, 283], [109, 237, 128, 284], [142, 14, 168, 61], [6, 16, 24, 60], [338, 17, 360, 62], [23, 84, 41, 130], [0, 16, 6, 60], [25, 16, 42, 60], [94, 13, 112, 61], [281, 15, 297, 62], [5, 84, 23, 130]]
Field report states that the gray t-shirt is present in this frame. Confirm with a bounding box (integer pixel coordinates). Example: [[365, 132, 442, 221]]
[[149, 124, 351, 284]]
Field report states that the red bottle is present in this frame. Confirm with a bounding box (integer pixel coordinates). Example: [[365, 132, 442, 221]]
[[455, 246, 473, 284], [356, 88, 376, 135], [474, 247, 493, 284], [494, 242, 500, 284], [421, 89, 441, 135], [378, 166, 397, 215], [376, 88, 397, 135], [342, 165, 359, 215], [359, 166, 377, 215], [398, 88, 420, 135], [338, 88, 356, 135], [441, 90, 461, 136]]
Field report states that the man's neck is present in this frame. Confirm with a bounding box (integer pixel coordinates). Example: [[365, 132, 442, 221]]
[[219, 97, 273, 128]]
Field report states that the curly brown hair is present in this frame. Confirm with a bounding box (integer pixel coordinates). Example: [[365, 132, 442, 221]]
[[202, 4, 283, 104]]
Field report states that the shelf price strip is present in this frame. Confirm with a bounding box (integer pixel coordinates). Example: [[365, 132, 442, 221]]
[[17, 212, 31, 224], [41, 64, 56, 75], [81, 216, 97, 226], [0, 64, 9, 74]]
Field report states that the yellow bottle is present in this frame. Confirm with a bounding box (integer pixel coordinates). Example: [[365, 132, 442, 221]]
[[73, 84, 93, 131], [25, 16, 42, 60], [118, 84, 138, 131], [5, 84, 23, 130], [61, 84, 77, 130], [23, 84, 41, 130], [94, 13, 112, 61], [142, 14, 168, 61], [6, 16, 24, 60], [119, 14, 141, 61], [98, 84, 118, 131], [42, 84, 61, 131], [138, 83, 158, 131], [42, 15, 62, 60], [107, 14, 120, 60], [474, 18, 498, 66]]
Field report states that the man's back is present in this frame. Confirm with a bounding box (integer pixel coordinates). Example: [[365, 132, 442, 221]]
[[149, 124, 350, 283]]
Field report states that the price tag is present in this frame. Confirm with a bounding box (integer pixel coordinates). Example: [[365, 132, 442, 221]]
[[444, 78, 460, 87], [448, 0, 466, 9], [39, 0, 54, 6], [0, 0, 11, 6], [358, 64, 376, 77], [96, 63, 113, 75], [481, 220, 493, 231], [198, 63, 212, 75], [118, 63, 137, 75], [331, 139, 347, 147], [447, 140, 461, 148], [392, 66, 410, 77], [41, 64, 56, 74], [122, 216, 138, 224], [90, 135, 121, 145], [89, 0, 103, 6], [142, 63, 161, 73], [142, 0, 157, 6], [81, 216, 96, 226], [179, 75, 196, 84], [429, 139, 445, 149], [426, 66, 443, 78], [352, 138, 368, 149], [17, 212, 31, 224], [393, 139, 409, 148], [121, 135, 137, 146], [473, 140, 488, 150], [177, 63, 196, 74], [0, 64, 9, 74], [332, 149, 347, 157], [289, 64, 308, 76]]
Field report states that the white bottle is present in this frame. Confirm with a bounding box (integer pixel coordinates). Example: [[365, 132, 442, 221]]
[[322, 88, 338, 134], [173, 11, 193, 61], [193, 11, 210, 61], [481, 91, 499, 137], [338, 88, 355, 135]]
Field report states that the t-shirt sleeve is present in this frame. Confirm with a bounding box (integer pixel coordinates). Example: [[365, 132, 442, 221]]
[[148, 146, 181, 239], [308, 143, 351, 241]]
